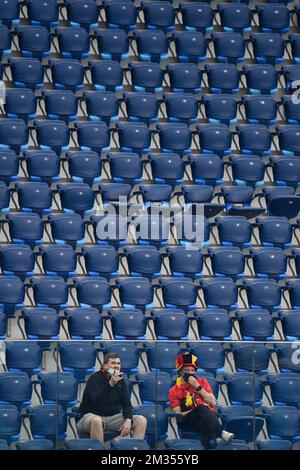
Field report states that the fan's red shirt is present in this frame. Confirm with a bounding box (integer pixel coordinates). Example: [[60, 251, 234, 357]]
[[168, 377, 215, 412]]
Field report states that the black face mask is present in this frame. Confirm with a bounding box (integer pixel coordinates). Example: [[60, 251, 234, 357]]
[[183, 372, 194, 383]]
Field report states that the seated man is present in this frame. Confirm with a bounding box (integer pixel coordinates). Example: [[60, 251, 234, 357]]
[[168, 352, 234, 449], [77, 352, 147, 443]]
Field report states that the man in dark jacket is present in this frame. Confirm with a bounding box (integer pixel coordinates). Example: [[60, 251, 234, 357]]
[[77, 352, 147, 442]]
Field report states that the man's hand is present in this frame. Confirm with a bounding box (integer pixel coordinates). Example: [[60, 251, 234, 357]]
[[181, 409, 193, 416], [109, 371, 123, 387], [119, 418, 132, 437], [188, 375, 200, 389]]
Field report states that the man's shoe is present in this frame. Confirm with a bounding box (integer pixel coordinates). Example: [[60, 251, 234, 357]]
[[221, 430, 235, 442]]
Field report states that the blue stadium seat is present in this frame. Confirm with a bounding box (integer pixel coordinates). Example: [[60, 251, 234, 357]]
[[59, 342, 97, 382], [218, 405, 265, 443], [0, 149, 19, 185], [80, 245, 119, 278], [47, 213, 85, 247], [256, 439, 292, 450], [0, 181, 10, 213], [270, 156, 300, 187], [123, 246, 162, 278], [0, 24, 11, 59], [281, 65, 300, 93], [207, 247, 245, 279], [115, 276, 153, 311], [4, 212, 44, 248], [116, 122, 151, 155], [236, 309, 275, 341], [0, 405, 21, 444], [13, 182, 52, 216], [135, 372, 172, 406], [64, 307, 103, 340], [109, 438, 150, 450], [167, 63, 202, 94], [236, 124, 272, 156], [5, 341, 42, 377], [66, 151, 102, 185], [178, 184, 214, 205], [281, 96, 300, 124], [89, 60, 123, 92], [196, 124, 232, 157], [162, 93, 198, 124], [25, 0, 59, 29], [232, 344, 271, 374], [277, 125, 300, 157], [255, 4, 290, 33], [249, 247, 287, 279], [133, 404, 168, 448], [200, 277, 238, 311], [56, 182, 95, 216], [242, 64, 278, 94], [49, 59, 84, 92], [241, 279, 282, 312], [0, 0, 20, 28], [0, 275, 24, 318], [16, 439, 54, 450], [64, 439, 105, 450], [220, 186, 254, 212], [216, 440, 250, 450], [129, 61, 163, 93], [256, 216, 293, 248], [16, 25, 51, 59], [189, 342, 226, 375], [72, 277, 111, 310], [276, 344, 300, 373], [212, 33, 245, 64], [133, 30, 168, 63], [188, 153, 224, 185], [24, 150, 60, 184], [101, 341, 140, 375], [268, 196, 300, 219], [8, 58, 44, 90], [167, 246, 203, 279], [151, 308, 191, 340], [174, 214, 210, 247], [41, 90, 78, 122], [262, 406, 300, 442], [132, 214, 169, 247], [223, 372, 264, 407], [179, 2, 213, 33], [0, 119, 29, 154], [26, 404, 68, 442], [261, 186, 295, 207], [90, 214, 128, 247], [4, 89, 37, 122], [37, 371, 78, 409], [65, 0, 100, 31], [215, 216, 252, 248], [123, 92, 159, 124], [250, 33, 285, 64], [34, 119, 70, 155], [0, 311, 7, 339], [82, 91, 119, 125], [279, 309, 300, 341], [0, 372, 32, 410], [20, 307, 60, 340], [159, 277, 197, 311], [29, 276, 69, 311], [241, 95, 277, 125], [56, 27, 90, 60], [156, 123, 191, 155], [141, 1, 175, 32], [194, 308, 232, 340], [171, 31, 207, 64], [38, 244, 76, 279], [75, 121, 110, 154], [165, 438, 204, 450], [94, 29, 129, 61], [0, 244, 35, 280], [204, 64, 240, 94], [148, 153, 184, 185], [201, 94, 237, 125], [285, 279, 300, 310], [102, 0, 137, 31], [217, 3, 252, 33], [108, 308, 147, 340], [137, 183, 173, 206], [267, 373, 300, 408], [146, 342, 184, 373]]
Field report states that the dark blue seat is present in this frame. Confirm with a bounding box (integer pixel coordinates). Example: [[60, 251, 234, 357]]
[[281, 96, 300, 124], [135, 372, 172, 406], [194, 308, 232, 340], [256, 4, 290, 33], [138, 183, 173, 206], [216, 439, 250, 450], [0, 405, 21, 444], [223, 372, 264, 407], [201, 94, 237, 125], [149, 153, 185, 186], [25, 0, 59, 29], [188, 153, 224, 185], [64, 439, 105, 450], [59, 342, 97, 382], [256, 439, 292, 450], [248, 247, 287, 280], [0, 372, 32, 410], [277, 125, 300, 157], [37, 371, 78, 409], [171, 31, 207, 64], [24, 150, 60, 184], [123, 246, 162, 278], [102, 0, 137, 31], [163, 93, 198, 124], [5, 341, 42, 377], [232, 344, 271, 374], [268, 196, 300, 219], [236, 309, 275, 341], [218, 3, 251, 33], [0, 119, 28, 154], [34, 119, 70, 155], [80, 245, 119, 278], [205, 64, 240, 94], [167, 246, 203, 279], [156, 123, 192, 156], [20, 307, 60, 340], [220, 186, 254, 211], [132, 214, 169, 247], [267, 373, 300, 408], [29, 276, 69, 311], [179, 2, 213, 33], [200, 277, 238, 311], [16, 25, 51, 59], [236, 124, 272, 156], [101, 341, 140, 375], [94, 28, 129, 61], [129, 61, 163, 93], [281, 65, 300, 94], [82, 91, 119, 125], [141, 1, 175, 32], [108, 308, 147, 340], [215, 216, 252, 248], [56, 182, 95, 216], [90, 214, 128, 247], [0, 244, 35, 280], [89, 60, 123, 92], [166, 63, 201, 94], [13, 182, 52, 216], [75, 121, 110, 154], [241, 279, 282, 312], [98, 182, 132, 205], [256, 216, 293, 248], [15, 439, 54, 450], [4, 212, 44, 248], [279, 309, 300, 341], [115, 276, 153, 311], [242, 64, 278, 94], [250, 33, 285, 65], [133, 404, 168, 448], [159, 278, 197, 311], [0, 311, 7, 339], [0, 181, 10, 213], [218, 405, 265, 443], [0, 0, 20, 28], [207, 247, 245, 279], [262, 406, 300, 442], [8, 58, 44, 90], [0, 276, 24, 318], [49, 59, 84, 92], [165, 438, 204, 450], [285, 279, 300, 310], [146, 342, 184, 373], [107, 152, 143, 184], [4, 89, 37, 122], [174, 214, 210, 247], [65, 0, 100, 31], [133, 30, 168, 63], [276, 344, 300, 373], [289, 34, 300, 64], [270, 156, 300, 187], [0, 24, 11, 59], [66, 151, 101, 185], [56, 27, 90, 60], [123, 92, 159, 124], [189, 342, 226, 375], [151, 308, 190, 340], [64, 307, 103, 340], [241, 95, 277, 125], [196, 124, 232, 157], [178, 184, 214, 205], [116, 122, 151, 155], [110, 438, 150, 450], [38, 245, 77, 279], [26, 404, 68, 442], [41, 90, 78, 122], [47, 213, 85, 247], [212, 33, 245, 64], [72, 277, 111, 310]]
